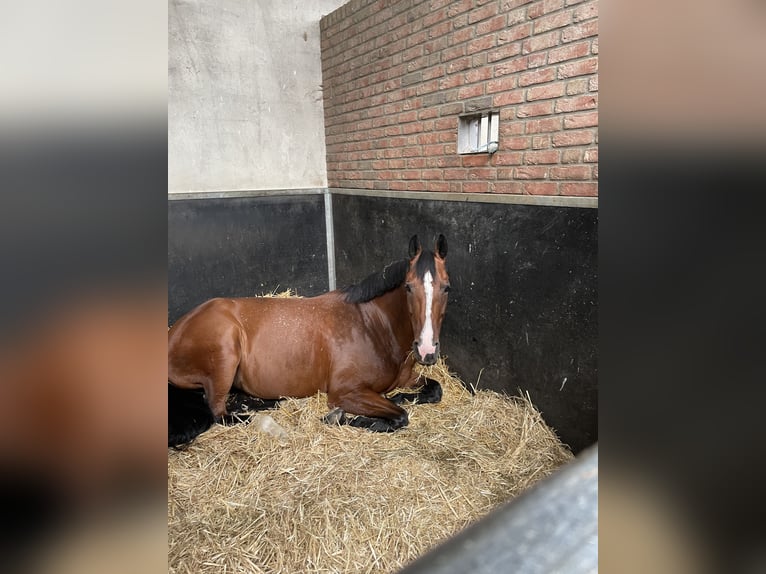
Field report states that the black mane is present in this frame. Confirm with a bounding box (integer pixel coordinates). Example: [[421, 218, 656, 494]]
[[341, 251, 437, 304]]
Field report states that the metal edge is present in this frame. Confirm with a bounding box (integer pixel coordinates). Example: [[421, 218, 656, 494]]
[[167, 188, 326, 200], [328, 187, 598, 208], [324, 190, 336, 291], [168, 187, 598, 209]]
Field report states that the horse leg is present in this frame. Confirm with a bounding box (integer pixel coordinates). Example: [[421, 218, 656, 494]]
[[324, 389, 409, 432], [220, 390, 283, 426], [198, 352, 241, 421], [389, 377, 443, 405]]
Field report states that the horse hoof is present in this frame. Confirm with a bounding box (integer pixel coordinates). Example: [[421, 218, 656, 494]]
[[323, 407, 346, 426], [421, 378, 443, 404]]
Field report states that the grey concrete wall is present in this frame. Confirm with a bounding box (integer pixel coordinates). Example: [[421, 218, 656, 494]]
[[169, 0, 347, 192]]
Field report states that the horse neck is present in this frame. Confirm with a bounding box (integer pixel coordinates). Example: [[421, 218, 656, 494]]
[[364, 287, 413, 349]]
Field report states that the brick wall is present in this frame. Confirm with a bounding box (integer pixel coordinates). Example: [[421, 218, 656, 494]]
[[320, 0, 598, 197]]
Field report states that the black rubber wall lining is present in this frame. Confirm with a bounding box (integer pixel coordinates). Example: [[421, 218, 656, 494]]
[[332, 195, 597, 453], [168, 195, 328, 325], [167, 192, 597, 453]]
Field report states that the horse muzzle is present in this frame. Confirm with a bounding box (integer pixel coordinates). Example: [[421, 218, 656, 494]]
[[413, 340, 440, 365]]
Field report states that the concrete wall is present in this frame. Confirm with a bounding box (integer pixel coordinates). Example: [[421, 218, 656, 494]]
[[169, 0, 347, 192]]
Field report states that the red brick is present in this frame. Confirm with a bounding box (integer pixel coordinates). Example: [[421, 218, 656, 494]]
[[493, 151, 523, 165], [554, 94, 597, 113], [490, 181, 523, 194], [493, 90, 525, 106], [487, 42, 523, 63], [516, 101, 555, 117], [466, 167, 494, 179], [548, 41, 591, 64], [402, 123, 424, 134], [458, 84, 485, 99], [550, 166, 590, 179], [321, 0, 600, 196], [418, 131, 439, 144], [503, 136, 530, 150], [465, 67, 493, 83], [418, 108, 439, 120], [506, 6, 529, 26], [525, 117, 563, 133], [553, 130, 595, 146], [497, 23, 533, 45], [565, 78, 590, 95], [560, 182, 597, 196], [467, 35, 496, 54], [439, 74, 463, 89], [518, 67, 556, 86], [463, 181, 490, 193], [499, 119, 526, 135], [495, 56, 529, 76], [527, 0, 565, 19], [529, 52, 549, 69], [446, 0, 473, 18], [416, 79, 441, 95], [526, 82, 566, 101], [523, 182, 558, 195], [561, 20, 598, 42], [462, 154, 491, 167], [442, 44, 467, 63], [524, 150, 560, 164], [487, 76, 516, 94], [534, 10, 573, 34], [450, 27, 474, 46], [502, 0, 540, 8], [522, 30, 561, 54], [515, 166, 549, 179], [446, 57, 472, 74], [563, 111, 598, 129], [468, 3, 499, 24], [557, 57, 598, 79], [561, 149, 583, 163], [573, 1, 598, 22], [427, 181, 450, 192], [477, 15, 507, 36]]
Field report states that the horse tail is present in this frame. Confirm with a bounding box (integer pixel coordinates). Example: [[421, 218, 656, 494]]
[[168, 384, 215, 448]]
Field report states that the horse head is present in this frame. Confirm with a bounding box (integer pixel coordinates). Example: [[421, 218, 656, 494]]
[[405, 234, 450, 366]]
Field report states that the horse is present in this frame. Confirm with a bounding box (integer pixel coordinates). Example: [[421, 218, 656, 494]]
[[168, 234, 450, 447]]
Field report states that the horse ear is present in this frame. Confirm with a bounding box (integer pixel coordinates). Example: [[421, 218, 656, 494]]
[[409, 235, 421, 258], [435, 234, 447, 259]]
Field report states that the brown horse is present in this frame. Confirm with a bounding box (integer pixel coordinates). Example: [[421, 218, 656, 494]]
[[168, 234, 450, 447]]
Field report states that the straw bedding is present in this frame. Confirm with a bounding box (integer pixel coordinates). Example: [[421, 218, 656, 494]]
[[168, 355, 572, 574]]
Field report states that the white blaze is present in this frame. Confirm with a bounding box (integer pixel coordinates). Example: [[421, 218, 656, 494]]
[[419, 271, 436, 356]]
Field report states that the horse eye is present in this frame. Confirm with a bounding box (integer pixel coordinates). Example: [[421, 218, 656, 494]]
[[443, 285, 451, 293], [405, 283, 412, 293]]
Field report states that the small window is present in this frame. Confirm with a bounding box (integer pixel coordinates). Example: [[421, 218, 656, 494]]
[[458, 111, 499, 154]]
